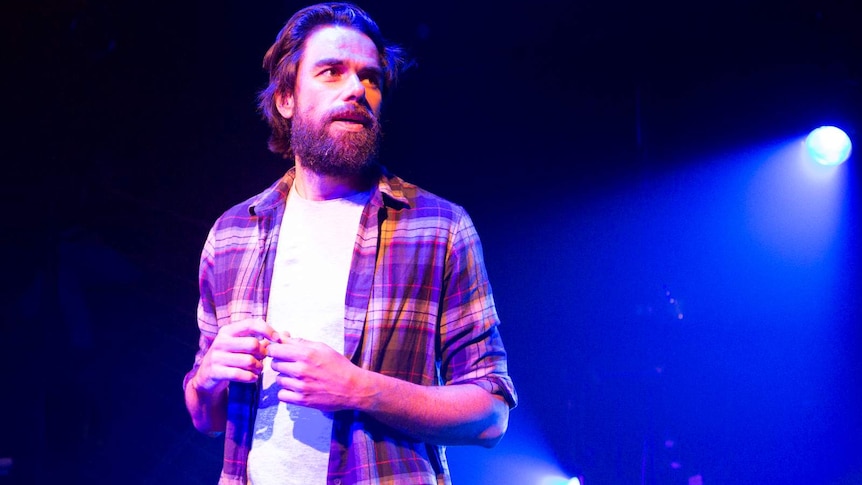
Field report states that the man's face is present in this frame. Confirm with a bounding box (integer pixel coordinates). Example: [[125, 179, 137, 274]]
[[277, 25, 384, 177]]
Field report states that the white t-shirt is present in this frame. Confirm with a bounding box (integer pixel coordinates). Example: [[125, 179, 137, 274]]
[[247, 184, 369, 485]]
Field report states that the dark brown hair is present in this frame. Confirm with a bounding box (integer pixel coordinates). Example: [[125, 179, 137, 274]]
[[258, 2, 410, 158]]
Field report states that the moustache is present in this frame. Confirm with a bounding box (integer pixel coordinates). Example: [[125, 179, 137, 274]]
[[327, 105, 376, 127]]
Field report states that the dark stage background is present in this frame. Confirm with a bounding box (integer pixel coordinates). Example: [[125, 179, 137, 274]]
[[2, 1, 861, 484]]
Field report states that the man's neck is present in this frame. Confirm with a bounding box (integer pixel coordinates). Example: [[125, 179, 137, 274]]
[[292, 161, 372, 201]]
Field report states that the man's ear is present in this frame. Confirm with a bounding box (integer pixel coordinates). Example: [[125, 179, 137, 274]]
[[274, 91, 294, 119]]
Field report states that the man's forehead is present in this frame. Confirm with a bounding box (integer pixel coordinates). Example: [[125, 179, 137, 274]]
[[301, 25, 381, 68]]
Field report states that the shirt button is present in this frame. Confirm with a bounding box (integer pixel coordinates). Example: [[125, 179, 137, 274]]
[[333, 480, 342, 485]]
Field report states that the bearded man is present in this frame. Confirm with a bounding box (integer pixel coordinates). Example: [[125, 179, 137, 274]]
[[182, 3, 517, 484]]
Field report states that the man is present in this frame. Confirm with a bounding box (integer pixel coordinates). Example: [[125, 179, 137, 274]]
[[183, 3, 517, 484]]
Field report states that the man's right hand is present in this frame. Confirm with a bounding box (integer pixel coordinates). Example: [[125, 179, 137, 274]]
[[191, 318, 284, 394]]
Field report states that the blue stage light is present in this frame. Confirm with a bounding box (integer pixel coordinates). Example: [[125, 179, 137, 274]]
[[539, 476, 582, 485], [805, 126, 852, 166]]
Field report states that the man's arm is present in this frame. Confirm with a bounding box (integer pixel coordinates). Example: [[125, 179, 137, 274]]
[[269, 337, 510, 447], [358, 369, 510, 447], [184, 318, 282, 434]]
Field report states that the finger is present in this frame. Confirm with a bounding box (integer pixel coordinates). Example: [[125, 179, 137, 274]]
[[217, 351, 265, 374], [251, 319, 283, 343], [199, 357, 262, 388], [214, 365, 261, 384], [275, 373, 303, 390], [270, 358, 304, 376], [266, 339, 310, 361], [215, 335, 269, 360], [220, 318, 282, 343], [276, 388, 305, 406]]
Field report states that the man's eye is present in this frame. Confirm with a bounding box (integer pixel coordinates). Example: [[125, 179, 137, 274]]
[[320, 68, 341, 78], [361, 74, 382, 87]]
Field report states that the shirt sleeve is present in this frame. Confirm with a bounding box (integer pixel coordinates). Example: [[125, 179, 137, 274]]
[[438, 209, 518, 408], [182, 228, 220, 391]]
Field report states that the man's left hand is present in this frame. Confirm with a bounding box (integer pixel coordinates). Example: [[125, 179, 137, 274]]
[[268, 338, 372, 412]]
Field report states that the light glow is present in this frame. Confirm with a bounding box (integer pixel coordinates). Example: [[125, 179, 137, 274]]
[[805, 126, 852, 166], [539, 477, 581, 485]]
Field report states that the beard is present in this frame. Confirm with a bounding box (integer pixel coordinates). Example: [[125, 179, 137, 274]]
[[290, 103, 382, 178]]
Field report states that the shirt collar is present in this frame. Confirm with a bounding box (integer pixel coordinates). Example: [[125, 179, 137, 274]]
[[247, 165, 411, 217]]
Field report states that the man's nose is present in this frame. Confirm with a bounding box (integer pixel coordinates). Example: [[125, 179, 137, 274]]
[[343, 73, 366, 101]]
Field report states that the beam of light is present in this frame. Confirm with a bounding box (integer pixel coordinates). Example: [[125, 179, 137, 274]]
[[446, 405, 581, 485], [745, 137, 848, 264], [805, 126, 852, 166]]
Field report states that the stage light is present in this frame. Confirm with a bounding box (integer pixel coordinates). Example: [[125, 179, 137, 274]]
[[805, 126, 852, 166], [539, 476, 583, 485]]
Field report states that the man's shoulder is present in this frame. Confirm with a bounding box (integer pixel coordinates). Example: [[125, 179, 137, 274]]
[[209, 195, 258, 233], [211, 177, 286, 229], [381, 172, 466, 217]]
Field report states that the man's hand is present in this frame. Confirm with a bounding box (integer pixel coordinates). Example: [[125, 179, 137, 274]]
[[268, 338, 371, 412], [192, 318, 283, 394]]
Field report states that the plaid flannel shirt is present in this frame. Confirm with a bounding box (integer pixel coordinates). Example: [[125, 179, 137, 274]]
[[184, 167, 517, 485]]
